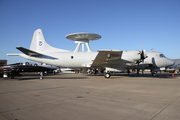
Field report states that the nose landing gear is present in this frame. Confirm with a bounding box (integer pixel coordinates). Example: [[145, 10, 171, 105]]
[[151, 69, 156, 77]]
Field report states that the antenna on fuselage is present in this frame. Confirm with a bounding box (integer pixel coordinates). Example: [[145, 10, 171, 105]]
[[65, 33, 101, 52]]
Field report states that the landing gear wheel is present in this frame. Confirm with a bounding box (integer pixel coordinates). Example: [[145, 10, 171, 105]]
[[152, 73, 156, 77], [137, 69, 140, 75], [127, 69, 130, 75], [104, 73, 111, 79]]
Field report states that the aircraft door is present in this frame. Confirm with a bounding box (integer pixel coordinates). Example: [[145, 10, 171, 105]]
[[152, 57, 157, 67]]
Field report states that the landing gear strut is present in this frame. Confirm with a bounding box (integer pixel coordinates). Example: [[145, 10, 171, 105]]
[[151, 69, 156, 77], [40, 72, 43, 80], [137, 69, 140, 75], [127, 69, 130, 75]]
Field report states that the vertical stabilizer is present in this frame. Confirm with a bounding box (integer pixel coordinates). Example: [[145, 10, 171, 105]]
[[30, 29, 70, 53], [30, 29, 51, 52]]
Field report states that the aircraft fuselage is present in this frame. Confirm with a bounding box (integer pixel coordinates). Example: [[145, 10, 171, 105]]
[[20, 50, 141, 69]]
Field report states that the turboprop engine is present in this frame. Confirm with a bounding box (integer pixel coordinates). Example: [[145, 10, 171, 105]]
[[121, 50, 142, 63]]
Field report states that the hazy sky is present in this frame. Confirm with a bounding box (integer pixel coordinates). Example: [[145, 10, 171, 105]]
[[0, 0, 180, 64]]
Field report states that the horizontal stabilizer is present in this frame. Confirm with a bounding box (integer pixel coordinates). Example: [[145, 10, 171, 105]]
[[17, 47, 41, 56], [91, 50, 123, 67], [7, 54, 20, 56], [16, 47, 58, 59]]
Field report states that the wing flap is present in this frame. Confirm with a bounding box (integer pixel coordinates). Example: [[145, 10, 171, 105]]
[[91, 50, 123, 67], [16, 47, 58, 59]]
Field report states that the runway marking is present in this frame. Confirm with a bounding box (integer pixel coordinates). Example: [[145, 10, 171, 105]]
[[0, 111, 12, 120]]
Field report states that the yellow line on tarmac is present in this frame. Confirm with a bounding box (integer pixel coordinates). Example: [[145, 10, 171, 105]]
[[0, 111, 12, 120]]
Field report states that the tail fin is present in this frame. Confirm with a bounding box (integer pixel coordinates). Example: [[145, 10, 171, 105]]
[[30, 29, 70, 53], [30, 29, 49, 52]]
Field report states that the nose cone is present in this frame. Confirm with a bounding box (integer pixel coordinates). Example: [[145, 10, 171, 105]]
[[167, 59, 174, 67]]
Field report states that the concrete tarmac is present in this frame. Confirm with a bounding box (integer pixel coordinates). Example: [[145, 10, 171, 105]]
[[0, 73, 180, 120]]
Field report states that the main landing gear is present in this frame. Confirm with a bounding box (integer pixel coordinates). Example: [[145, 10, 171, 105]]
[[104, 72, 111, 79], [40, 72, 43, 80]]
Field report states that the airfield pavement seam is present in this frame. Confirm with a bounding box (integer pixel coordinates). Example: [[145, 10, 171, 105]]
[[0, 111, 13, 120], [150, 95, 180, 120]]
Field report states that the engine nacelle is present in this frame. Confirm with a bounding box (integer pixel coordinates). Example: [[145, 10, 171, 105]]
[[121, 50, 141, 63]]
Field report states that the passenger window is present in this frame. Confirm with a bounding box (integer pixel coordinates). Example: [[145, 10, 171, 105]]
[[71, 56, 74, 59]]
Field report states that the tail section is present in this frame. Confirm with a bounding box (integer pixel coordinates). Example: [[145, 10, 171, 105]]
[[30, 29, 48, 52], [30, 29, 70, 53]]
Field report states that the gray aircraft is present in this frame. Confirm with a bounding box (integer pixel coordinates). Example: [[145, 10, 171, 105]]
[[166, 59, 180, 73]]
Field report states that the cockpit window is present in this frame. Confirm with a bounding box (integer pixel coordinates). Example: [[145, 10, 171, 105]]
[[159, 54, 166, 58]]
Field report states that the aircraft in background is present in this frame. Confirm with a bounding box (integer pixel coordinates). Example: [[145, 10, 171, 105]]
[[165, 59, 180, 73], [7, 29, 174, 78], [0, 62, 58, 79], [60, 68, 77, 73]]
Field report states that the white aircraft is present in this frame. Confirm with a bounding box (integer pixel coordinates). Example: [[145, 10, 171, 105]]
[[7, 29, 174, 78]]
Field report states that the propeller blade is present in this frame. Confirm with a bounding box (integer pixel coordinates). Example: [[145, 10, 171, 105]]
[[141, 50, 146, 60]]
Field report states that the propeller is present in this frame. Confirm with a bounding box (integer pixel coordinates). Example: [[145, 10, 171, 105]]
[[137, 43, 146, 64], [136, 43, 147, 74], [140, 43, 146, 62]]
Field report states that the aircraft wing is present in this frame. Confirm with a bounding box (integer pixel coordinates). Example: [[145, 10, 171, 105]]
[[16, 47, 58, 59], [91, 50, 123, 67]]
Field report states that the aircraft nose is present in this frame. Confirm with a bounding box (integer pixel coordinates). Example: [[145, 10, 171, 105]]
[[168, 59, 174, 66]]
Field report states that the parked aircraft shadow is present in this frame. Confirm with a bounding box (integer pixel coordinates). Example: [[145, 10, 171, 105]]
[[2, 73, 179, 80], [88, 72, 180, 79], [46, 77, 88, 79], [15, 74, 88, 80], [15, 75, 43, 80], [110, 73, 180, 78]]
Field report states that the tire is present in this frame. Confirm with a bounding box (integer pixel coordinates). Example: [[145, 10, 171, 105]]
[[104, 73, 111, 78], [152, 73, 156, 77]]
